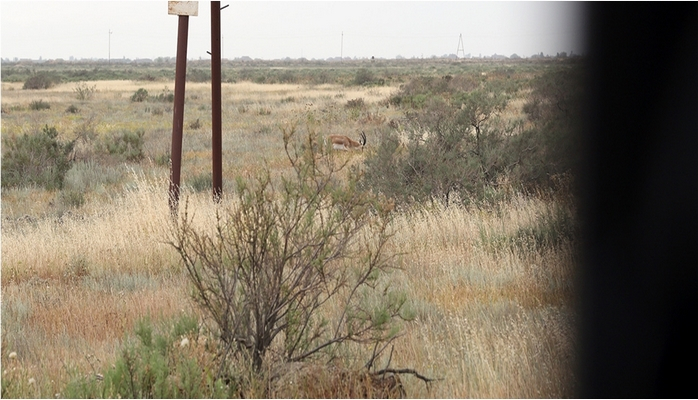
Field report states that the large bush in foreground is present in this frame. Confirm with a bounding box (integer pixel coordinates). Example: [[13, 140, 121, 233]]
[[170, 127, 409, 378]]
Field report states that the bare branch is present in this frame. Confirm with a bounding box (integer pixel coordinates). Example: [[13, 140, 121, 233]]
[[374, 368, 441, 385]]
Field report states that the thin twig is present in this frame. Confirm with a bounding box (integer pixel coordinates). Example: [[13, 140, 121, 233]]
[[374, 367, 440, 384]]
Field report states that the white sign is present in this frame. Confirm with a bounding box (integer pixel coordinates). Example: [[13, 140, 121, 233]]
[[168, 1, 198, 16]]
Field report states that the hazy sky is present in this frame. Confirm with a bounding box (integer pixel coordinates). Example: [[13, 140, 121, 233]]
[[0, 1, 587, 61]]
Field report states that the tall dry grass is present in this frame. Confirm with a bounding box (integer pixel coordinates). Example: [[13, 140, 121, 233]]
[[1, 174, 194, 397], [2, 175, 576, 397], [386, 196, 576, 397]]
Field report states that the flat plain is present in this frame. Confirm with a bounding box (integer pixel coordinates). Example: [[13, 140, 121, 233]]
[[1, 59, 577, 398]]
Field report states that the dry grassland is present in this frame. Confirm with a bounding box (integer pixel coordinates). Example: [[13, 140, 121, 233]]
[[1, 78, 576, 397]]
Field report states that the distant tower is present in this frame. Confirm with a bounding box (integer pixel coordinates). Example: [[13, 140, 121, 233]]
[[456, 34, 465, 59]]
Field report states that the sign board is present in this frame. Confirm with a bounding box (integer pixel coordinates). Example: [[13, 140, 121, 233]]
[[168, 1, 198, 16]]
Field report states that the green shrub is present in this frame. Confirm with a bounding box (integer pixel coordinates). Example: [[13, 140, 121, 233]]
[[363, 125, 468, 206], [478, 200, 576, 254], [345, 98, 365, 109], [130, 88, 149, 102], [277, 70, 297, 83], [1, 125, 74, 190], [137, 73, 157, 81], [363, 65, 584, 207], [29, 99, 50, 110], [517, 65, 585, 189], [59, 189, 86, 209], [187, 68, 210, 83], [353, 68, 375, 86], [73, 82, 97, 100], [188, 172, 211, 192], [153, 92, 174, 103], [65, 104, 80, 114], [101, 129, 145, 162], [2, 104, 24, 113], [63, 314, 235, 398], [512, 203, 576, 252], [307, 70, 330, 85], [23, 72, 59, 89], [152, 87, 174, 103], [363, 79, 511, 206], [155, 152, 170, 167], [388, 75, 479, 108]]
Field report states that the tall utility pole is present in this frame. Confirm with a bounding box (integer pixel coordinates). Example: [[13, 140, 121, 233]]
[[456, 33, 465, 59], [341, 32, 343, 62], [109, 29, 112, 63], [167, 1, 198, 215], [211, 1, 223, 202]]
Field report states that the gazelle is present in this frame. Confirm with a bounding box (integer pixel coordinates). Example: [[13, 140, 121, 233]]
[[327, 131, 367, 151]]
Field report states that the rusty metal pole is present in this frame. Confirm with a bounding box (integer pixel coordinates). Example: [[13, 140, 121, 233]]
[[169, 14, 190, 215], [211, 1, 222, 202]]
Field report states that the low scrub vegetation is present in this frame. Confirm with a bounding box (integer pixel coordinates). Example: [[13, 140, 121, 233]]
[[130, 88, 149, 102], [1, 58, 580, 398], [1, 125, 74, 190], [364, 63, 584, 207], [22, 72, 60, 90], [65, 104, 80, 114], [61, 315, 234, 398], [98, 129, 145, 162], [73, 82, 97, 100], [29, 99, 51, 111]]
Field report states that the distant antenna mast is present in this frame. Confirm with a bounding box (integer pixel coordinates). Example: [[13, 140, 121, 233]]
[[341, 31, 344, 62], [456, 33, 465, 59], [109, 29, 112, 63]]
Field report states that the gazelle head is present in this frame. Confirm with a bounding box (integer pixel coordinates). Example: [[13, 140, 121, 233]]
[[359, 131, 367, 150]]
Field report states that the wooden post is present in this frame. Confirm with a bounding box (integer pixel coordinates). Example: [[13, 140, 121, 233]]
[[211, 1, 222, 202], [167, 2, 198, 215]]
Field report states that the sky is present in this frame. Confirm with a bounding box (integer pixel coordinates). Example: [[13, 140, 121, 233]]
[[0, 1, 588, 61]]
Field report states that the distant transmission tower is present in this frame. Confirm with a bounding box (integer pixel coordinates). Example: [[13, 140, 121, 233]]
[[456, 33, 465, 59]]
